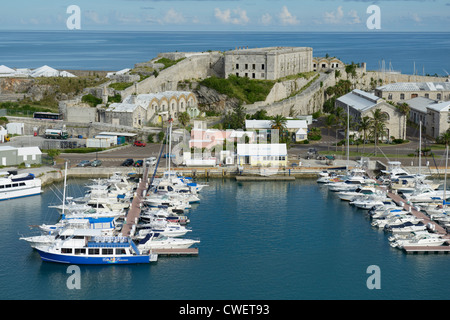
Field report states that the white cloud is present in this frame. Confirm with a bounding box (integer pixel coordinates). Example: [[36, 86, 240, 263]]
[[278, 6, 299, 26], [261, 13, 272, 26], [214, 7, 249, 25], [324, 6, 361, 25], [84, 10, 109, 25], [162, 8, 186, 24]]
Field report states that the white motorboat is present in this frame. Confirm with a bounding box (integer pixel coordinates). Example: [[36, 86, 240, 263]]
[[336, 186, 384, 201], [135, 224, 191, 239], [137, 232, 200, 251], [0, 171, 42, 201], [391, 234, 447, 248], [404, 187, 450, 203], [350, 195, 391, 210], [372, 216, 422, 229], [385, 221, 427, 234]]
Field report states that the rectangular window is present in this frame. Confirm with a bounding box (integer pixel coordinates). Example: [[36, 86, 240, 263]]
[[61, 248, 72, 254], [88, 248, 100, 255], [400, 93, 405, 100], [116, 248, 127, 255], [262, 64, 265, 70], [102, 248, 113, 255], [245, 64, 248, 69], [425, 93, 429, 98], [252, 64, 256, 69], [236, 73, 239, 77], [236, 64, 239, 69], [437, 93, 442, 100], [75, 249, 86, 255], [252, 73, 255, 79]]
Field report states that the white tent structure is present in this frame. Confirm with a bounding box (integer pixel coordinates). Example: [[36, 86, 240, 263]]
[[0, 65, 16, 77], [59, 71, 76, 78], [31, 65, 60, 77]]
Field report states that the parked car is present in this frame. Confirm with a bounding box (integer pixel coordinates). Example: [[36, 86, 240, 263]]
[[134, 160, 143, 167], [91, 159, 102, 167], [133, 140, 146, 147], [121, 159, 134, 166], [77, 160, 91, 167]]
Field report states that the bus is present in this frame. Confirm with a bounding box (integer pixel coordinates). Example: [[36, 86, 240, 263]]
[[33, 112, 63, 121]]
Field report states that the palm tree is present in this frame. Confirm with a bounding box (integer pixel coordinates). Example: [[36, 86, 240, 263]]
[[396, 102, 410, 140], [370, 109, 389, 156], [358, 116, 372, 153], [271, 114, 288, 142], [325, 114, 336, 151], [439, 129, 450, 147]]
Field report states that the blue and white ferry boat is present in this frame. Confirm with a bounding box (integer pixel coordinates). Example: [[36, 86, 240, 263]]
[[35, 229, 158, 264]]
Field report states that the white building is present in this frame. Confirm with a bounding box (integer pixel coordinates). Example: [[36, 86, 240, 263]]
[[245, 119, 309, 142], [236, 143, 287, 167]]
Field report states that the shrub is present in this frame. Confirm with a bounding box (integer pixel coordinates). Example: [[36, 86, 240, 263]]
[[81, 94, 102, 107]]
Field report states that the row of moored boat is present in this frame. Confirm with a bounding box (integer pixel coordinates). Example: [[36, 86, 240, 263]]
[[318, 161, 450, 250], [20, 169, 207, 264]]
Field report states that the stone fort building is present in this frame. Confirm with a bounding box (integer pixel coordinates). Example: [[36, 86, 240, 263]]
[[224, 47, 313, 80]]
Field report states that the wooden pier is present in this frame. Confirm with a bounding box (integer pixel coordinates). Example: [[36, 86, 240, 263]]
[[236, 175, 295, 181], [402, 246, 450, 254], [151, 248, 199, 257], [121, 165, 149, 237], [387, 191, 450, 254]]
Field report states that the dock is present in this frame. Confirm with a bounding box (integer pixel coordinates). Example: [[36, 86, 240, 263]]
[[121, 165, 149, 237], [152, 248, 199, 257], [236, 175, 295, 181], [387, 191, 450, 254]]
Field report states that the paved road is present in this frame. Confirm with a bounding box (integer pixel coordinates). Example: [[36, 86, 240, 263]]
[[60, 144, 164, 168]]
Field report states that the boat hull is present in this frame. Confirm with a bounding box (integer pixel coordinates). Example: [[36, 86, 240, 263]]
[[36, 249, 157, 264]]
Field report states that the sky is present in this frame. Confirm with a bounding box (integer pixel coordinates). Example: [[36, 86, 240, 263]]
[[0, 0, 449, 32]]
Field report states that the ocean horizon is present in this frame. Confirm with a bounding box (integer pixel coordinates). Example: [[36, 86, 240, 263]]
[[1, 30, 449, 76]]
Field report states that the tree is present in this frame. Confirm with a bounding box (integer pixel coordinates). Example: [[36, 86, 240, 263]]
[[370, 109, 389, 155], [270, 114, 288, 142], [358, 116, 372, 153], [223, 105, 246, 130], [325, 114, 336, 151], [178, 111, 190, 127], [438, 129, 450, 146], [396, 102, 410, 140]]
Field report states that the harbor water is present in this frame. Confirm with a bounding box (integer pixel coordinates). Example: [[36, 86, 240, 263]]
[[3, 177, 450, 300]]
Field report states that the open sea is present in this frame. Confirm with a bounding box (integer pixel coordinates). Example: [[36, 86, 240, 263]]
[[2, 177, 450, 300], [0, 31, 449, 76]]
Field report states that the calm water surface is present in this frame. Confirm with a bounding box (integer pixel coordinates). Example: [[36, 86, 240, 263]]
[[1, 178, 449, 300], [0, 31, 449, 75]]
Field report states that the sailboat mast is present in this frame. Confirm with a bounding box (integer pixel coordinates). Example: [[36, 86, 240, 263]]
[[62, 161, 67, 217], [419, 121, 422, 175], [444, 145, 448, 205]]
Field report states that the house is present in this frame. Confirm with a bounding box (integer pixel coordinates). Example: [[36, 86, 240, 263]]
[[425, 101, 450, 139], [0, 146, 41, 166], [189, 128, 255, 149], [335, 89, 405, 140], [404, 97, 433, 126], [236, 143, 287, 167], [312, 57, 344, 72], [104, 103, 146, 128], [375, 82, 450, 103], [104, 91, 199, 127], [245, 119, 309, 142]]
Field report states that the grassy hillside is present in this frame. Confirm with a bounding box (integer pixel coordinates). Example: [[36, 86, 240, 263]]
[[200, 75, 275, 104]]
